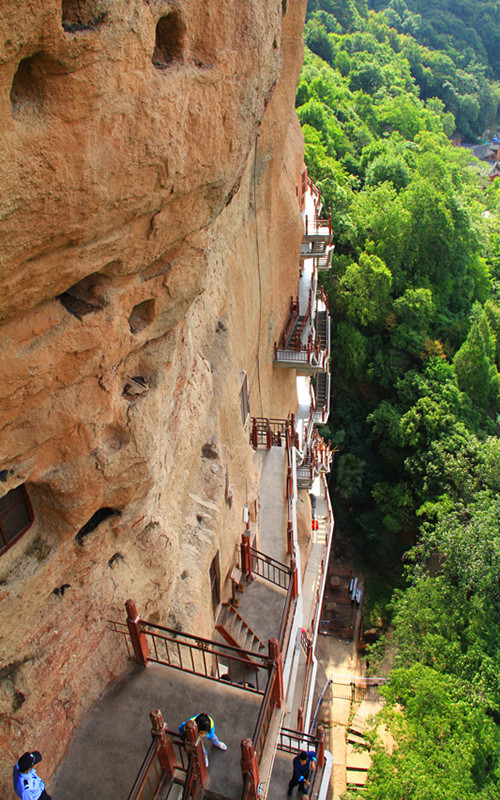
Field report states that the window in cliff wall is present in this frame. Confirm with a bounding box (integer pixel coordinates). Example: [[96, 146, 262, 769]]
[[75, 507, 121, 546], [282, 0, 287, 16], [57, 273, 108, 320], [209, 552, 220, 616], [152, 13, 185, 68], [61, 0, 107, 32], [128, 300, 155, 334], [0, 485, 34, 555], [240, 372, 250, 428], [10, 53, 56, 120]]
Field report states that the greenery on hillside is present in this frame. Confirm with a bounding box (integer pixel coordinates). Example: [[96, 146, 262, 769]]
[[298, 2, 500, 796], [304, 0, 499, 139]]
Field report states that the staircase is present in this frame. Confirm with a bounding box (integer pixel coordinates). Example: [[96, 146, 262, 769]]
[[216, 603, 266, 657], [315, 372, 328, 412], [286, 316, 305, 349], [315, 310, 328, 351]]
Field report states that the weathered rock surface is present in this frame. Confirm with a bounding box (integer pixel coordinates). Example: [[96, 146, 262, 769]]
[[0, 0, 307, 791]]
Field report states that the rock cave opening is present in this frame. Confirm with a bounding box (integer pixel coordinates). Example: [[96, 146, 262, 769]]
[[128, 299, 155, 334], [61, 0, 107, 33], [10, 53, 53, 120], [75, 507, 121, 546], [57, 273, 108, 320], [122, 375, 152, 401], [152, 12, 185, 69]]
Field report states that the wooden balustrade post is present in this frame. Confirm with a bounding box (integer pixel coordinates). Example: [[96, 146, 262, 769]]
[[316, 725, 325, 769], [290, 557, 298, 600], [266, 419, 273, 450], [305, 214, 308, 235], [287, 466, 293, 499], [251, 417, 258, 449], [241, 739, 260, 800], [125, 599, 149, 666], [241, 529, 253, 581], [150, 709, 178, 776], [287, 521, 293, 555], [268, 637, 284, 708], [184, 718, 208, 789]]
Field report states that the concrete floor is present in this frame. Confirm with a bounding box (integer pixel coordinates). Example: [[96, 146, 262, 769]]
[[51, 663, 263, 800]]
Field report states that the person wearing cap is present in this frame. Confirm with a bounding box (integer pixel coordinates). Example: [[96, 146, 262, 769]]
[[13, 751, 51, 800]]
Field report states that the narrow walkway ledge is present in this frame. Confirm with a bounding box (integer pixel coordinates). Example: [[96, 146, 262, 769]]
[[52, 663, 261, 799]]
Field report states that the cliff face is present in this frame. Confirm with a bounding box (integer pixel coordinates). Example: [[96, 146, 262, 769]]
[[0, 0, 307, 790]]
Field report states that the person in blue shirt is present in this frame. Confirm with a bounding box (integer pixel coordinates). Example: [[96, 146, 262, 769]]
[[179, 713, 227, 766], [13, 751, 51, 800], [287, 750, 317, 796]]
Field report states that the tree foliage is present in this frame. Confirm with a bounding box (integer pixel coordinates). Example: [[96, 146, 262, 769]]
[[298, 2, 500, 796]]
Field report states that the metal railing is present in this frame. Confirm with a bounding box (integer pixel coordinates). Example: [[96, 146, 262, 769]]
[[250, 547, 291, 590], [110, 618, 270, 693]]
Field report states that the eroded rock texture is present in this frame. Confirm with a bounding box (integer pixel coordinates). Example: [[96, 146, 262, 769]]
[[0, 0, 307, 789]]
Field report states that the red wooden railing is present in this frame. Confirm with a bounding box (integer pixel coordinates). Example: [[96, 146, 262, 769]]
[[127, 710, 189, 800], [110, 602, 271, 692]]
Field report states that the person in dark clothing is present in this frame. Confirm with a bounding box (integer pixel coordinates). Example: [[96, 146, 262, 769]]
[[287, 750, 317, 796]]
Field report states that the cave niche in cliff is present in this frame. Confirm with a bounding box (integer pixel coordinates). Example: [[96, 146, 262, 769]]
[[128, 299, 155, 334], [152, 12, 185, 69], [57, 273, 109, 320], [10, 53, 56, 120], [62, 0, 107, 32], [75, 508, 121, 546]]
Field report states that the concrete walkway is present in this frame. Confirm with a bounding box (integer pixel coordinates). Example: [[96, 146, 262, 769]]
[[52, 663, 262, 800]]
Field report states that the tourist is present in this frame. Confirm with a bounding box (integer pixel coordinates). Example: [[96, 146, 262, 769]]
[[287, 749, 317, 796], [13, 751, 51, 800], [179, 713, 227, 766]]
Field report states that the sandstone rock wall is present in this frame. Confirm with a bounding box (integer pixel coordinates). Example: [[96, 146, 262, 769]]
[[0, 0, 307, 791]]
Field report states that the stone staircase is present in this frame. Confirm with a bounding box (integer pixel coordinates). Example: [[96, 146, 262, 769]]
[[286, 315, 305, 349], [316, 309, 328, 350], [315, 371, 328, 411], [216, 603, 266, 657]]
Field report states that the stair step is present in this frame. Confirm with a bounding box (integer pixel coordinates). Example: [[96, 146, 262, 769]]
[[347, 732, 368, 747]]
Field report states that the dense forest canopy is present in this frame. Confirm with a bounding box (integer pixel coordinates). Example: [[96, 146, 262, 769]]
[[298, 1, 500, 797], [305, 0, 499, 140]]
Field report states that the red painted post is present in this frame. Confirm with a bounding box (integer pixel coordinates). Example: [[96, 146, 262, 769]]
[[184, 718, 207, 789], [241, 529, 253, 581], [266, 420, 273, 450], [251, 417, 258, 449], [328, 207, 332, 235], [305, 214, 308, 235], [316, 725, 325, 769], [297, 706, 304, 733], [150, 709, 178, 776], [125, 599, 149, 666], [286, 521, 293, 555], [290, 557, 298, 599], [241, 739, 260, 800], [268, 638, 284, 708]]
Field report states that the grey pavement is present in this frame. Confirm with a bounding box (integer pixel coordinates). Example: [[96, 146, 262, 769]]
[[52, 663, 262, 800]]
